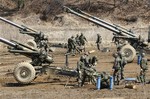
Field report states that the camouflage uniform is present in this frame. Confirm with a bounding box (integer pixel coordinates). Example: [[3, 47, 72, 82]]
[[112, 34, 119, 45], [79, 33, 87, 52], [137, 53, 148, 84], [81, 65, 97, 86], [113, 53, 121, 85], [96, 34, 102, 51], [77, 56, 85, 87], [67, 36, 76, 55], [120, 52, 127, 79], [80, 54, 98, 86], [75, 34, 80, 46], [79, 33, 87, 46], [100, 72, 110, 88], [89, 56, 98, 67]]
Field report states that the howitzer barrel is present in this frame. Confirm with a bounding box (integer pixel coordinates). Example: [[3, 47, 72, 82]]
[[0, 17, 26, 31], [64, 6, 137, 38], [9, 49, 39, 54], [11, 39, 37, 51], [0, 37, 17, 48], [0, 17, 37, 33], [78, 9, 136, 38]]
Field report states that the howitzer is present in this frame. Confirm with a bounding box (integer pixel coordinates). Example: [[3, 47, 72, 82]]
[[0, 37, 78, 84], [0, 37, 53, 84], [0, 17, 47, 48], [64, 6, 149, 62]]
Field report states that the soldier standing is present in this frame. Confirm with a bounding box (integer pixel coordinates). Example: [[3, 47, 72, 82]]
[[77, 56, 85, 87], [120, 52, 127, 79], [79, 33, 87, 52], [112, 53, 121, 85], [112, 34, 119, 46], [96, 34, 102, 51], [138, 53, 148, 84], [75, 34, 80, 46], [67, 36, 76, 55]]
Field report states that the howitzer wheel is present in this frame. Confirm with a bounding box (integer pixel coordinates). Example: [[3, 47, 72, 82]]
[[120, 44, 136, 62], [13, 62, 36, 84], [26, 39, 37, 49]]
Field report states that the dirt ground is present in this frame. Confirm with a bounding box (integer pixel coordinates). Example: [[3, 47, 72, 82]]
[[1, 0, 150, 99], [0, 46, 150, 99]]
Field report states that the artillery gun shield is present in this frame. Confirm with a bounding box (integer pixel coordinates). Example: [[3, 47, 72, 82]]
[[13, 62, 36, 84], [26, 39, 37, 49], [120, 44, 136, 62]]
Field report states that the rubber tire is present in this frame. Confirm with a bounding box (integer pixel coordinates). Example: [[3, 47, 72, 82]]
[[120, 44, 136, 63], [13, 62, 36, 84], [26, 39, 37, 49]]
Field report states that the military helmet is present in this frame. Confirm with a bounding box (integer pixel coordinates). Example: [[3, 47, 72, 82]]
[[113, 53, 118, 58], [141, 53, 145, 57], [71, 36, 74, 38], [80, 56, 84, 61], [121, 52, 125, 57], [43, 35, 48, 40]]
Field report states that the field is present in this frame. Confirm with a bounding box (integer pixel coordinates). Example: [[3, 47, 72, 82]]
[[0, 0, 150, 98], [0, 46, 150, 99]]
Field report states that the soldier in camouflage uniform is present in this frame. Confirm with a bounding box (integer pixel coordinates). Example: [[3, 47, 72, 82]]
[[18, 0, 24, 10], [77, 56, 85, 87], [81, 63, 97, 86], [78, 53, 98, 86], [67, 36, 76, 55], [75, 34, 80, 46], [137, 53, 148, 84], [79, 33, 87, 52], [120, 52, 127, 79], [96, 34, 102, 51], [112, 53, 121, 85], [100, 72, 111, 88], [112, 34, 119, 46]]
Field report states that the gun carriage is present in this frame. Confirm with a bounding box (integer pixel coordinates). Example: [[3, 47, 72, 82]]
[[64, 6, 149, 62]]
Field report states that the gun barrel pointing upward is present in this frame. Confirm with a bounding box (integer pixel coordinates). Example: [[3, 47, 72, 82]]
[[0, 37, 17, 47], [0, 16, 37, 33], [64, 6, 137, 38], [0, 17, 25, 30]]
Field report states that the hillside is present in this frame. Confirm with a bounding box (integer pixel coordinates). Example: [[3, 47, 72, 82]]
[[0, 0, 150, 43]]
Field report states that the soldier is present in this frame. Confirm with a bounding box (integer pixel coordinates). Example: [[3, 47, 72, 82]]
[[112, 53, 121, 85], [83, 52, 90, 67], [18, 0, 24, 10], [137, 53, 148, 84], [81, 62, 97, 86], [77, 56, 85, 87], [75, 34, 80, 46], [79, 33, 87, 52], [96, 34, 102, 51], [100, 72, 111, 88], [120, 52, 127, 79], [79, 53, 98, 86], [112, 34, 119, 45], [67, 36, 76, 55]]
